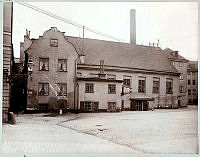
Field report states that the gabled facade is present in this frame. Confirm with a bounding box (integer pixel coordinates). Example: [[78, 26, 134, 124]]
[[20, 27, 79, 111]]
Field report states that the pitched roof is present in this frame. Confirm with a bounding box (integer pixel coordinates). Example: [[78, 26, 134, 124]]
[[67, 36, 178, 74], [163, 48, 188, 62]]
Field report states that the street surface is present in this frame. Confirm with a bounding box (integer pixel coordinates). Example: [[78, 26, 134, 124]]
[[3, 106, 198, 154]]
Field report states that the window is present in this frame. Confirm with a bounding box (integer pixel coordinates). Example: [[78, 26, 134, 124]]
[[193, 89, 196, 95], [187, 72, 191, 75], [138, 78, 146, 93], [188, 89, 191, 95], [39, 58, 49, 71], [50, 39, 58, 47], [58, 59, 67, 72], [179, 62, 183, 67], [108, 84, 116, 94], [180, 86, 184, 93], [153, 78, 160, 93], [193, 80, 196, 85], [179, 74, 183, 80], [85, 83, 94, 93], [107, 74, 116, 80], [166, 79, 173, 94], [38, 83, 49, 96], [189, 99, 192, 103], [57, 83, 67, 96], [108, 102, 116, 112], [80, 101, 99, 112], [188, 79, 191, 85], [123, 76, 131, 87]]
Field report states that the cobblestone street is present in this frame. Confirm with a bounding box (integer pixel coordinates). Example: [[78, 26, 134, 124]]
[[3, 106, 198, 154]]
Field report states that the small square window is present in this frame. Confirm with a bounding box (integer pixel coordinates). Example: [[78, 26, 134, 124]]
[[188, 79, 191, 85], [108, 84, 116, 94], [50, 39, 58, 47], [38, 83, 49, 96], [39, 58, 49, 71], [193, 80, 196, 85], [85, 83, 94, 93]]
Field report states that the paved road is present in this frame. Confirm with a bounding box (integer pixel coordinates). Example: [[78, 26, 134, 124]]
[[2, 114, 136, 153]]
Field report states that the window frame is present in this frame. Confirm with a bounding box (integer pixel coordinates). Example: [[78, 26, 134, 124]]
[[152, 78, 160, 94], [138, 78, 146, 93], [39, 57, 49, 71], [188, 89, 191, 95], [57, 83, 67, 96], [166, 78, 173, 94], [58, 59, 67, 72], [85, 83, 94, 93], [108, 84, 116, 94], [38, 83, 49, 96], [123, 76, 131, 87], [188, 79, 191, 85], [50, 38, 58, 47]]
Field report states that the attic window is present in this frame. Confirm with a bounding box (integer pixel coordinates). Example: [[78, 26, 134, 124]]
[[50, 39, 58, 47], [174, 52, 178, 57]]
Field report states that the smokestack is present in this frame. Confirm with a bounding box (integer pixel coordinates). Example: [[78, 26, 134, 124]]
[[130, 9, 136, 44]]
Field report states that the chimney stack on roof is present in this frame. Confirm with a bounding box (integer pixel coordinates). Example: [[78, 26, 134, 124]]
[[130, 9, 136, 45]]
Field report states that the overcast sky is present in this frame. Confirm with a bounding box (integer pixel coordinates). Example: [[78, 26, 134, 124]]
[[12, 2, 198, 60]]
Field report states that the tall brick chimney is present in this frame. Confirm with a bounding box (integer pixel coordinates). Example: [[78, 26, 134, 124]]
[[130, 9, 136, 44]]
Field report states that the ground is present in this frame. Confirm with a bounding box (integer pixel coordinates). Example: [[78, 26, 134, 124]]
[[3, 106, 198, 154]]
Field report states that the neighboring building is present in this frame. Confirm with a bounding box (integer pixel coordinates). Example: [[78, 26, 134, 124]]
[[20, 9, 181, 112], [187, 61, 198, 105], [163, 48, 189, 107], [3, 2, 13, 122]]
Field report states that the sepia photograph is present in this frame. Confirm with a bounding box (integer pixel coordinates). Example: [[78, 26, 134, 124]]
[[2, 1, 198, 156]]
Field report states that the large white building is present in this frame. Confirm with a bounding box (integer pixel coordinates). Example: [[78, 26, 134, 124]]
[[19, 9, 181, 112]]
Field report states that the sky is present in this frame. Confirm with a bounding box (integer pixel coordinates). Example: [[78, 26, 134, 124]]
[[12, 2, 198, 60]]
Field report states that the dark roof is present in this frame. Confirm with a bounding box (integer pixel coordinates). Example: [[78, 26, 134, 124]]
[[163, 48, 188, 62], [67, 36, 178, 74]]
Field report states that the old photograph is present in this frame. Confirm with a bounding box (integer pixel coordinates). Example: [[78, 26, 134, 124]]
[[2, 1, 198, 155]]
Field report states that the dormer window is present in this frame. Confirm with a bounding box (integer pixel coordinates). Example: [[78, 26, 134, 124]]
[[50, 39, 58, 47], [174, 52, 178, 57], [58, 59, 67, 72]]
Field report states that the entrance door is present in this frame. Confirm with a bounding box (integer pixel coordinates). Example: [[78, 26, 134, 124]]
[[136, 101, 142, 111]]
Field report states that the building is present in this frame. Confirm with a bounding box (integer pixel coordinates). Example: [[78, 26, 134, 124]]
[[3, 2, 13, 122], [163, 48, 189, 107], [20, 10, 180, 112], [187, 61, 198, 105]]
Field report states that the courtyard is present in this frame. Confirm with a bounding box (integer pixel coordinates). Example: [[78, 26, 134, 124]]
[[3, 106, 198, 154]]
